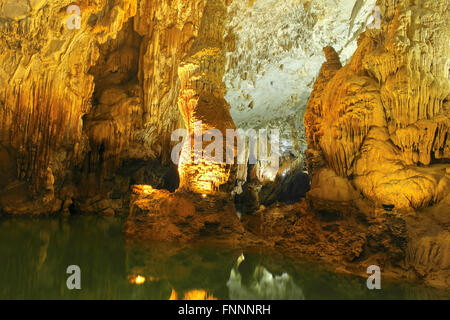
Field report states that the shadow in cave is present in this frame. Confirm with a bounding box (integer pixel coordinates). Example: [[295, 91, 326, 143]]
[[122, 159, 180, 193], [234, 162, 311, 215]]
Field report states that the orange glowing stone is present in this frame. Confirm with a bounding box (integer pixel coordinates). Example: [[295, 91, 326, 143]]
[[131, 185, 155, 195]]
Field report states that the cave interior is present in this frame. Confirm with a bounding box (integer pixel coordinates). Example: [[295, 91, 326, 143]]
[[0, 0, 449, 298]]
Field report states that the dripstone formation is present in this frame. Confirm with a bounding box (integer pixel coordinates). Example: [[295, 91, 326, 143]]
[[305, 0, 449, 211], [0, 0, 448, 289]]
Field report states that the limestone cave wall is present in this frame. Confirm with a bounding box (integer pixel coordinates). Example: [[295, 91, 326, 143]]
[[0, 0, 207, 214], [0, 0, 448, 216], [304, 0, 450, 211]]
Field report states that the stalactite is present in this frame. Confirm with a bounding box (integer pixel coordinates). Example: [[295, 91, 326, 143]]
[[0, 0, 208, 212]]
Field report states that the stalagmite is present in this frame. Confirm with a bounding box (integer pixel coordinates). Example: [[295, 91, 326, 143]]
[[0, 0, 448, 294], [177, 0, 236, 194], [304, 0, 449, 210]]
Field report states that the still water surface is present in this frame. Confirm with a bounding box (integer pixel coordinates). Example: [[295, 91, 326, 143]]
[[0, 215, 448, 300]]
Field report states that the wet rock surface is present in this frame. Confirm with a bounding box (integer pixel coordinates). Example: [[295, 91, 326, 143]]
[[124, 186, 244, 244], [247, 200, 449, 290]]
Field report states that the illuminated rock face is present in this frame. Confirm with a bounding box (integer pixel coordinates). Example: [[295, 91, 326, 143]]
[[223, 0, 379, 206], [124, 186, 244, 243], [304, 0, 450, 210], [177, 0, 236, 194], [0, 0, 138, 214], [0, 0, 206, 214], [224, 0, 378, 159], [0, 0, 448, 215], [132, 0, 207, 164]]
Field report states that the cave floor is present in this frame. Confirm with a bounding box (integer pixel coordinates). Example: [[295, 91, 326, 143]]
[[0, 215, 448, 300]]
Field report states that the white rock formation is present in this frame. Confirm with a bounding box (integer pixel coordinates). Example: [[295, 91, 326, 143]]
[[224, 0, 377, 158]]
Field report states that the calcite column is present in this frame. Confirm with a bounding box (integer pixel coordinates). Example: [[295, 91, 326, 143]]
[[83, 0, 208, 178], [0, 0, 214, 214], [177, 0, 236, 194], [133, 0, 207, 164]]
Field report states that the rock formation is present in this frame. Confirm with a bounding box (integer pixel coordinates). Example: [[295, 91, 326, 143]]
[[302, 0, 449, 288], [223, 0, 379, 208], [124, 0, 245, 243], [124, 185, 244, 243], [305, 0, 450, 211], [0, 0, 448, 290], [224, 0, 378, 160], [177, 0, 236, 194], [0, 0, 206, 214]]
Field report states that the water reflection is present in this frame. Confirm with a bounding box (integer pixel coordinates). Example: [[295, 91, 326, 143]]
[[164, 288, 217, 300], [227, 254, 305, 300], [0, 216, 448, 300]]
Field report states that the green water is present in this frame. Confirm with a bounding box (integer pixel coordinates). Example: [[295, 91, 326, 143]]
[[0, 215, 448, 300]]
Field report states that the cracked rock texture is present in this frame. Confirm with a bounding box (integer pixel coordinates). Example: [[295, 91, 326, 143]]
[[124, 185, 244, 243]]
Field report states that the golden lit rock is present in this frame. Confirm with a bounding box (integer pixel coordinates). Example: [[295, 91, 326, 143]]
[[177, 0, 236, 194], [304, 0, 450, 210], [0, 0, 206, 213], [0, 0, 449, 294]]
